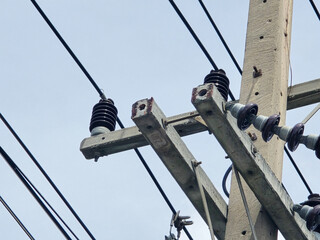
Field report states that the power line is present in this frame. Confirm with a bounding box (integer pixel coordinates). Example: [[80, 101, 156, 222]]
[[284, 147, 313, 195], [0, 147, 71, 240], [168, 0, 218, 70], [30, 0, 106, 100], [197, 0, 242, 75], [18, 168, 80, 240], [308, 0, 320, 21], [222, 165, 232, 198], [0, 113, 95, 240], [168, 0, 236, 101], [29, 1, 193, 239], [0, 195, 35, 240]]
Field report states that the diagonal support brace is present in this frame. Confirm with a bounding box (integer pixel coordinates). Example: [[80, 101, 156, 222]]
[[131, 98, 227, 240], [191, 83, 316, 240]]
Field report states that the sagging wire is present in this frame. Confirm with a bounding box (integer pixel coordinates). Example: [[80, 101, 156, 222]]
[[29, 1, 193, 239], [169, 0, 236, 102], [0, 113, 91, 240], [0, 147, 71, 240], [0, 195, 35, 240]]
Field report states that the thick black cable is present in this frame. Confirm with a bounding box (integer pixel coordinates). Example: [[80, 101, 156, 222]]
[[30, 0, 106, 100], [29, 2, 194, 238], [0, 147, 71, 240], [0, 113, 95, 240], [309, 0, 320, 21], [169, 0, 236, 101], [222, 165, 232, 198], [0, 195, 35, 240], [284, 146, 313, 195], [18, 169, 79, 240], [117, 117, 194, 240], [168, 0, 218, 70], [197, 0, 242, 75]]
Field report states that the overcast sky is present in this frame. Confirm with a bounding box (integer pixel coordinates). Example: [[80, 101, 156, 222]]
[[1, 0, 320, 239]]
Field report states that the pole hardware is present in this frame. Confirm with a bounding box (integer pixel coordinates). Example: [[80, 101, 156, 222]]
[[89, 98, 118, 161], [225, 101, 320, 159], [165, 211, 193, 240], [294, 194, 320, 233], [89, 98, 118, 136]]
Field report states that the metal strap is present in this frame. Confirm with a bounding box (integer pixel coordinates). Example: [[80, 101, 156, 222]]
[[234, 167, 258, 240]]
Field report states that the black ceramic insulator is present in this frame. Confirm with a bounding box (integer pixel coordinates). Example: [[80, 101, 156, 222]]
[[315, 136, 320, 159], [89, 98, 118, 132], [287, 123, 304, 152], [301, 194, 320, 207], [237, 103, 259, 131], [261, 114, 280, 142], [204, 69, 230, 101]]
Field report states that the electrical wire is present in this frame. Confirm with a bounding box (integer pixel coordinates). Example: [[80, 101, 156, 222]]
[[168, 0, 236, 101], [30, 0, 106, 100], [197, 0, 242, 75], [234, 168, 258, 240], [0, 147, 71, 240], [308, 0, 320, 21], [0, 113, 95, 240], [0, 195, 35, 240], [18, 169, 80, 240], [168, 0, 218, 70], [284, 147, 313, 195], [29, 1, 193, 239], [222, 165, 232, 198]]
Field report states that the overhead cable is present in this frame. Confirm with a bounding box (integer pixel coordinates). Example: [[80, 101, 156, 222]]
[[0, 147, 71, 240], [197, 0, 242, 75], [284, 146, 313, 195], [0, 195, 35, 240], [18, 168, 80, 239], [0, 113, 94, 240], [308, 0, 320, 21], [168, 0, 218, 70], [30, 0, 106, 100], [29, 1, 193, 239], [168, 0, 236, 101]]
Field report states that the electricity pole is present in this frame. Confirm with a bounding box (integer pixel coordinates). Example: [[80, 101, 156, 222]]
[[224, 0, 293, 239], [80, 0, 320, 239]]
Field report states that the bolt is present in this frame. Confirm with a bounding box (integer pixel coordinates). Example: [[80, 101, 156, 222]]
[[253, 66, 262, 78], [248, 132, 257, 141], [193, 161, 202, 167]]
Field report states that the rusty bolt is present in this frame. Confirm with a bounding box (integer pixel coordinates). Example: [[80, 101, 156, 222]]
[[248, 132, 258, 141], [253, 66, 262, 78]]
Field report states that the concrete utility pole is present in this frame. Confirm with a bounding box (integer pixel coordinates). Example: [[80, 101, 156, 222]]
[[224, 0, 293, 239], [80, 0, 320, 239]]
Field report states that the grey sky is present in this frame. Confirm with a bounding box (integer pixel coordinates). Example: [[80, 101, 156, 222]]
[[0, 0, 319, 239]]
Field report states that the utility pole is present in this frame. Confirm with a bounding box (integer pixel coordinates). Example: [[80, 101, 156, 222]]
[[80, 0, 320, 239], [224, 0, 293, 239]]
